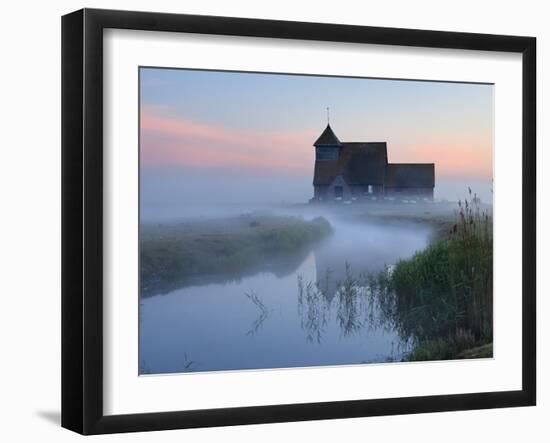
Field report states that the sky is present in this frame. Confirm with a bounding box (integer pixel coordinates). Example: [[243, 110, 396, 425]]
[[140, 67, 494, 215]]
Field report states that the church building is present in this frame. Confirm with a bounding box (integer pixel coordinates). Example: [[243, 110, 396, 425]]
[[312, 124, 435, 202]]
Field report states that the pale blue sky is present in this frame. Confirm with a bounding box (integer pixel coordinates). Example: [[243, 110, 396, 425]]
[[140, 67, 494, 211]]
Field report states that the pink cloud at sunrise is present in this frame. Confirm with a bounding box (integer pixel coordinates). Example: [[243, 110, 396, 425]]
[[393, 142, 493, 181], [139, 68, 495, 207], [141, 104, 493, 181], [140, 106, 317, 175]]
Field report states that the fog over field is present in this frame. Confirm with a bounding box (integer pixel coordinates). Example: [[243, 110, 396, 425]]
[[140, 166, 492, 222]]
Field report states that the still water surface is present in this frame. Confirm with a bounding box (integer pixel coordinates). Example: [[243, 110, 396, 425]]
[[139, 219, 431, 374]]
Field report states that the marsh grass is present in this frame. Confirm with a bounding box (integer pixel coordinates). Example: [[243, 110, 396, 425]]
[[140, 215, 332, 296], [297, 274, 331, 343], [386, 189, 493, 360], [294, 190, 493, 361], [297, 263, 402, 344]]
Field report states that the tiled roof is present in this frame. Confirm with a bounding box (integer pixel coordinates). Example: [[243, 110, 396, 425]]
[[385, 163, 435, 188], [313, 142, 387, 185], [312, 125, 434, 189], [343, 143, 387, 185]]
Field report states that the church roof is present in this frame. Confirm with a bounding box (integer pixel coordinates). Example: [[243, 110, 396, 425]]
[[385, 163, 435, 188], [313, 124, 341, 146], [313, 142, 388, 185], [312, 125, 434, 189]]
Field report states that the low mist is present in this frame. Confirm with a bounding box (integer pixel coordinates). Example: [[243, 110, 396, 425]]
[[140, 167, 492, 223]]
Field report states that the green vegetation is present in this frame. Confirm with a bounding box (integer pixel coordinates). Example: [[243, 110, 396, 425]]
[[380, 190, 493, 361], [291, 194, 493, 361], [140, 214, 332, 296], [456, 343, 493, 359]]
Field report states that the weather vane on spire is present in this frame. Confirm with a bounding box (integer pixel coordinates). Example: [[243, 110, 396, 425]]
[[326, 106, 330, 125]]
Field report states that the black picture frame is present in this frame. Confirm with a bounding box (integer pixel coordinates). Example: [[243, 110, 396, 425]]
[[61, 8, 536, 435]]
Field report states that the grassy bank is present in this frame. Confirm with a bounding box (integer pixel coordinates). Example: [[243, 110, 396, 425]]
[[378, 192, 493, 361], [140, 214, 332, 297], [354, 200, 492, 242]]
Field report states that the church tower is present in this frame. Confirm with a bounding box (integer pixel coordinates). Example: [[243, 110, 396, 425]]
[[313, 124, 342, 161]]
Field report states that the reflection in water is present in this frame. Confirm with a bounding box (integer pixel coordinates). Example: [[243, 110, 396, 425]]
[[297, 275, 330, 344], [139, 219, 432, 374], [142, 242, 316, 298], [296, 263, 410, 354], [181, 353, 198, 371], [336, 264, 365, 337], [245, 291, 270, 336]]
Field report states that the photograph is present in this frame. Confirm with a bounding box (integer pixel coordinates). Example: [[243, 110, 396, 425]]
[[138, 67, 494, 375], [0, 0, 542, 439]]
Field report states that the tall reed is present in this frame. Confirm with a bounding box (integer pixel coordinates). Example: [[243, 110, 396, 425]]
[[387, 189, 493, 358]]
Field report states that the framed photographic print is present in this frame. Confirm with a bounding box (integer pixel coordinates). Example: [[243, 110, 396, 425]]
[[61, 8, 536, 435]]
